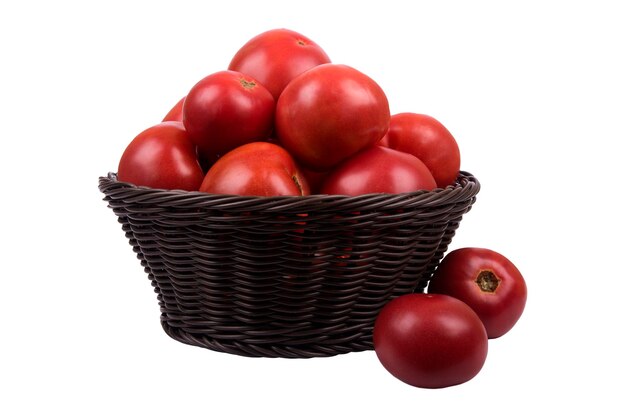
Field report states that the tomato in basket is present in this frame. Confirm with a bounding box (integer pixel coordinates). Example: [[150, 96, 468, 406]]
[[275, 63, 390, 172], [379, 113, 461, 188], [199, 142, 310, 197], [229, 28, 331, 100], [117, 121, 204, 191], [320, 145, 437, 196], [183, 70, 275, 164]]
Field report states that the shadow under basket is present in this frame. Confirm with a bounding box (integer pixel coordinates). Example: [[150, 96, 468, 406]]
[[99, 171, 480, 358]]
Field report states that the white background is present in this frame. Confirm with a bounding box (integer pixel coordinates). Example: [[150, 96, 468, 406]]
[[2, 0, 625, 415]]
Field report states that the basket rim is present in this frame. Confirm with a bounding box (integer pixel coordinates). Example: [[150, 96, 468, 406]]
[[99, 170, 480, 209]]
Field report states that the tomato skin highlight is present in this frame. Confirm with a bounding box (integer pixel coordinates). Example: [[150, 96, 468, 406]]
[[428, 247, 528, 339], [229, 28, 331, 100], [374, 293, 488, 389], [275, 64, 390, 172], [117, 121, 204, 191]]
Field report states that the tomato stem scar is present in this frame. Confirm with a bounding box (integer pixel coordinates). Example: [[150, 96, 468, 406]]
[[239, 78, 256, 89], [475, 270, 500, 293]]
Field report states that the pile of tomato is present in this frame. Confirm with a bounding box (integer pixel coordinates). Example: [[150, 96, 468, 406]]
[[117, 28, 460, 196], [115, 28, 527, 389]]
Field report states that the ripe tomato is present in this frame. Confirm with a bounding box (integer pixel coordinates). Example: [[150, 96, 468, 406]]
[[228, 28, 331, 100], [183, 70, 274, 162], [428, 247, 527, 339], [117, 121, 204, 191], [379, 113, 461, 187], [374, 293, 488, 389], [320, 146, 437, 196], [162, 96, 185, 122], [275, 64, 390, 171], [199, 142, 310, 197]]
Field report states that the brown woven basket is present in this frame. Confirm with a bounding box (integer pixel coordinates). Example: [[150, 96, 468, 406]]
[[99, 171, 479, 358]]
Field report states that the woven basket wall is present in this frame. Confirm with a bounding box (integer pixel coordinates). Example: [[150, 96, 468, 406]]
[[99, 171, 480, 358]]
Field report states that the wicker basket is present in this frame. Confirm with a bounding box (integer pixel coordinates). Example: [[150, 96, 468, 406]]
[[99, 171, 479, 358]]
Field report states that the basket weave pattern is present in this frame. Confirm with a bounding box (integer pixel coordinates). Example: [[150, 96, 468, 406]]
[[99, 171, 479, 358]]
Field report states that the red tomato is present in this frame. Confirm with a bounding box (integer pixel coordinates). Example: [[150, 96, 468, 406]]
[[275, 64, 390, 171], [117, 121, 204, 191], [428, 248, 527, 339], [199, 142, 310, 197], [228, 28, 331, 100], [183, 70, 274, 162], [374, 293, 488, 389], [379, 113, 461, 187], [162, 96, 185, 122], [320, 146, 437, 196]]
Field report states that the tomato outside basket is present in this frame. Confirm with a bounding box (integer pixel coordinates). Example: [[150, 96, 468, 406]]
[[98, 171, 480, 358]]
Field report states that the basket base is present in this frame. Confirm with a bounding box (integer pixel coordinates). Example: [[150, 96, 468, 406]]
[[160, 319, 374, 359]]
